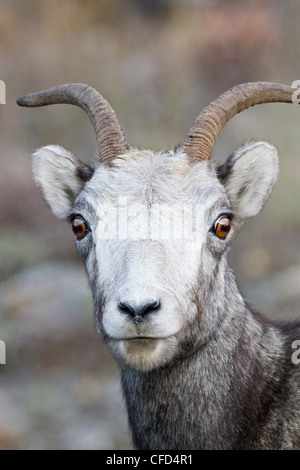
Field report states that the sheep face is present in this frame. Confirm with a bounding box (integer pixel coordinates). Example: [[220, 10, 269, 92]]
[[32, 142, 278, 371]]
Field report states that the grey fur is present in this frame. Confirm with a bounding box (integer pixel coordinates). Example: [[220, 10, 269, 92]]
[[28, 128, 300, 449]]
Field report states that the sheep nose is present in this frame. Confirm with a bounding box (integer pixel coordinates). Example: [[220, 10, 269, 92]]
[[118, 299, 160, 322]]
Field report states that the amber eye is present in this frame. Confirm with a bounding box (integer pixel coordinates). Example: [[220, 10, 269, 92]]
[[214, 215, 232, 240], [72, 216, 88, 240]]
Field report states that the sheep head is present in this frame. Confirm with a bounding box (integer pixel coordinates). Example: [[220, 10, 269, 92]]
[[17, 82, 296, 371]]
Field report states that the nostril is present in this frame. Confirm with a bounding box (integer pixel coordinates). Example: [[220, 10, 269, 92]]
[[118, 299, 161, 321], [140, 299, 160, 317], [118, 301, 135, 316]]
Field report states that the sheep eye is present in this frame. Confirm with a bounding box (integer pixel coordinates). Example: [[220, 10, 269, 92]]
[[214, 214, 231, 240], [72, 216, 88, 240]]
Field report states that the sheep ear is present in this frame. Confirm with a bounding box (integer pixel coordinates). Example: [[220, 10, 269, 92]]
[[218, 142, 279, 219], [32, 145, 94, 218]]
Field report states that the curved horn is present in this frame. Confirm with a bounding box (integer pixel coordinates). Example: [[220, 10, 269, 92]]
[[183, 82, 296, 161], [17, 83, 129, 163]]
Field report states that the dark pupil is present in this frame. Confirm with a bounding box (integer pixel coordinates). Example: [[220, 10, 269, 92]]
[[73, 219, 84, 234], [219, 217, 230, 232], [220, 223, 229, 233]]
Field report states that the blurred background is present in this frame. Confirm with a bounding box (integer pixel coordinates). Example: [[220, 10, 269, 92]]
[[1, 0, 300, 450]]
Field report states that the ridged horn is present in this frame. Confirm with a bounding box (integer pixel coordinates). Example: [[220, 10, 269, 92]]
[[183, 82, 297, 161], [17, 83, 129, 163]]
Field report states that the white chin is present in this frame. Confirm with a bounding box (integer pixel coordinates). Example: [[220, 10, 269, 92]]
[[108, 336, 178, 371]]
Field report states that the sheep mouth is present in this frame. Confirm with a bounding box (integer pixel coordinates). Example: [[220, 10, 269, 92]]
[[110, 335, 172, 341]]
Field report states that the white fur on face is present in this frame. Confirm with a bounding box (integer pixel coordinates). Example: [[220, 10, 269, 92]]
[[75, 149, 230, 370], [34, 142, 279, 371]]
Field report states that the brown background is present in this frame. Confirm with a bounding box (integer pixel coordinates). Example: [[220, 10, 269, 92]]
[[1, 0, 300, 449]]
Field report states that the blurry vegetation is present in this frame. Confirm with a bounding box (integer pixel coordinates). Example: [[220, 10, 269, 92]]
[[1, 0, 300, 449]]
